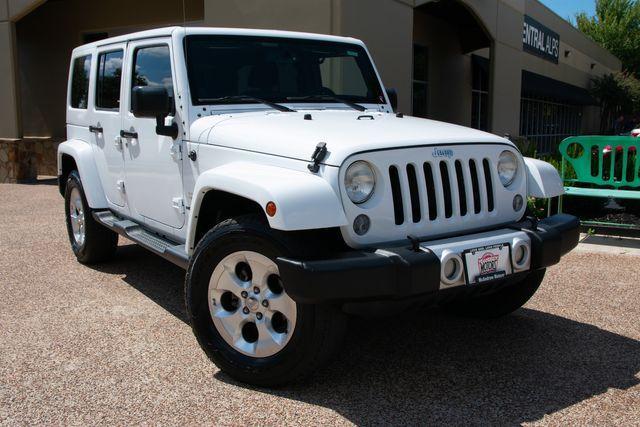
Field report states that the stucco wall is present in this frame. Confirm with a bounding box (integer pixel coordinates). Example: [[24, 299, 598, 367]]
[[335, 0, 413, 113], [15, 0, 203, 139], [4, 0, 626, 145], [204, 0, 334, 34], [413, 9, 473, 126], [202, 0, 414, 113]]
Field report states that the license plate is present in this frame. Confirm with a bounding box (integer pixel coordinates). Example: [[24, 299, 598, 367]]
[[463, 243, 513, 285]]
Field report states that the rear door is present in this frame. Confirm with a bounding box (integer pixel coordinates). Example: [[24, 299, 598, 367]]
[[121, 38, 185, 229], [91, 44, 127, 208]]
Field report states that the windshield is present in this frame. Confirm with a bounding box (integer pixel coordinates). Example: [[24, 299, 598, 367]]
[[185, 35, 386, 106]]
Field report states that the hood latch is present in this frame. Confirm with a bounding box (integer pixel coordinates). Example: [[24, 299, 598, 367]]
[[308, 142, 328, 173]]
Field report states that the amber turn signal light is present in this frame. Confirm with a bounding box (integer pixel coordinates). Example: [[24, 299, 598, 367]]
[[265, 201, 277, 217]]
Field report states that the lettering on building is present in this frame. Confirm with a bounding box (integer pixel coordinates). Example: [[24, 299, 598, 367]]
[[523, 15, 560, 64]]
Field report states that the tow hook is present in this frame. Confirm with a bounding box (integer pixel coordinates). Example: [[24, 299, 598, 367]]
[[407, 235, 421, 252]]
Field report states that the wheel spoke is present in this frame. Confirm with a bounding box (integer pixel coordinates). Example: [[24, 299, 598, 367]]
[[265, 293, 295, 316], [216, 268, 248, 294], [214, 306, 243, 324], [257, 317, 287, 349], [245, 253, 276, 287], [74, 199, 83, 214], [234, 335, 257, 355]]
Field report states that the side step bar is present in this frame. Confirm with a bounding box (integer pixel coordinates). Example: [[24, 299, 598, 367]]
[[93, 211, 189, 270]]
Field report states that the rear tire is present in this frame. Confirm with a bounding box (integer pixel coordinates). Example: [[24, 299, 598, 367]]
[[185, 215, 346, 387], [441, 269, 546, 319], [64, 170, 118, 264]]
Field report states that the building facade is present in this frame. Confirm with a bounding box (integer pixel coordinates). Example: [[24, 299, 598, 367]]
[[0, 0, 621, 182]]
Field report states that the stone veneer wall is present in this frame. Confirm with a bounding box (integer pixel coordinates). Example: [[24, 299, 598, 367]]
[[0, 139, 60, 183]]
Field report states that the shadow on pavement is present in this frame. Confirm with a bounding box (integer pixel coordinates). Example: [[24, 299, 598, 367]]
[[96, 243, 640, 425], [92, 243, 188, 323]]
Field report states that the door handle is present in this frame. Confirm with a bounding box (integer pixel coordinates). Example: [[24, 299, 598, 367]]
[[89, 125, 103, 134], [120, 130, 138, 139]]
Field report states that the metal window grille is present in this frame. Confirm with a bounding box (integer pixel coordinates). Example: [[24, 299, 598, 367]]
[[519, 94, 583, 155], [471, 89, 489, 131], [471, 56, 489, 131]]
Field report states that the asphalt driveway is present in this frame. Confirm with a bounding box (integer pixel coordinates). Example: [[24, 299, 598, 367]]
[[1, 182, 639, 425]]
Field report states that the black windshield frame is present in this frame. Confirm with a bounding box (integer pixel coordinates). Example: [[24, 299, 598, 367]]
[[184, 35, 386, 107]]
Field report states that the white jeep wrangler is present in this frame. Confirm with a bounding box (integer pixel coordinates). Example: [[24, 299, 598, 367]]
[[58, 27, 579, 386]]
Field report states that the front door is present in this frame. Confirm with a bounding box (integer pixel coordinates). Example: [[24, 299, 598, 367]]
[[121, 39, 185, 229], [92, 44, 127, 208]]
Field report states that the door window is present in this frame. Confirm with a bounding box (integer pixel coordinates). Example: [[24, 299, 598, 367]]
[[70, 55, 91, 109], [96, 50, 124, 110], [131, 45, 174, 109]]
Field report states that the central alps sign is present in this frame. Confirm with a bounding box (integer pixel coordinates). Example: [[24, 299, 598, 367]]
[[523, 15, 560, 64]]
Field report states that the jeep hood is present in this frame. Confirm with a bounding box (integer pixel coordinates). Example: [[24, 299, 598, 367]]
[[190, 110, 513, 166]]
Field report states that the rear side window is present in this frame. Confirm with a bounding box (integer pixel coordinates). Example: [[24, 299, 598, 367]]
[[70, 55, 91, 109], [96, 50, 124, 110], [131, 45, 174, 109]]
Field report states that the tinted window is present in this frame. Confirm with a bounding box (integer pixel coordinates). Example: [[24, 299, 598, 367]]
[[70, 55, 91, 109], [132, 45, 174, 108], [185, 36, 385, 106], [96, 50, 123, 110]]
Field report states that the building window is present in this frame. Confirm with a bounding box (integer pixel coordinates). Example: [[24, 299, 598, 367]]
[[131, 45, 174, 109], [96, 50, 124, 110], [412, 44, 428, 118], [520, 93, 583, 155], [70, 55, 91, 109], [471, 55, 489, 131]]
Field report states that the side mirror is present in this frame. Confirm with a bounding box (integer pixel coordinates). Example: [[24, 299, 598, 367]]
[[131, 86, 178, 139], [132, 85, 172, 118], [385, 88, 398, 112]]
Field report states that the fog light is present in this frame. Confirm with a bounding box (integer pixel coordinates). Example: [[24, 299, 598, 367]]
[[443, 258, 457, 279], [513, 194, 524, 212], [511, 239, 530, 269], [353, 214, 370, 235], [440, 251, 463, 285]]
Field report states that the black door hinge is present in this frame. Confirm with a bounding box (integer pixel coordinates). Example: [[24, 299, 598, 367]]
[[308, 142, 328, 173]]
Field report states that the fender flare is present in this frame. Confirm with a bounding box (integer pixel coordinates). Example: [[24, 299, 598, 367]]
[[57, 139, 108, 208], [186, 162, 348, 253], [524, 157, 565, 198]]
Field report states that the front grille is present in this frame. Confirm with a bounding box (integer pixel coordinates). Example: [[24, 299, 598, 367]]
[[388, 157, 495, 225]]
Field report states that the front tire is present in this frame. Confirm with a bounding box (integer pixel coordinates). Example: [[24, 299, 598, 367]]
[[441, 269, 546, 319], [64, 170, 118, 264], [185, 215, 346, 386]]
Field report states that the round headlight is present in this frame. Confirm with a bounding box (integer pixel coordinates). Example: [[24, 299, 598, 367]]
[[344, 161, 375, 204], [497, 150, 518, 187]]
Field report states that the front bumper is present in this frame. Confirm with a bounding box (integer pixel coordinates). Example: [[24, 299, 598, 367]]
[[276, 214, 579, 304]]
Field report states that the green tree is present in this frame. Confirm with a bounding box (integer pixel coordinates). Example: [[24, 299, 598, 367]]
[[576, 0, 640, 76], [590, 72, 640, 132]]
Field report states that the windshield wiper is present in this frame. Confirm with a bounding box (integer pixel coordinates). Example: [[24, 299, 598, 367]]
[[197, 95, 296, 112], [285, 95, 367, 112]]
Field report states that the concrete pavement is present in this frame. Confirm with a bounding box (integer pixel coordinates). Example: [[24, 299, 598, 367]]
[[1, 183, 638, 425]]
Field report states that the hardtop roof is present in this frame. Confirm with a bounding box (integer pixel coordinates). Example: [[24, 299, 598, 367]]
[[71, 26, 364, 55]]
